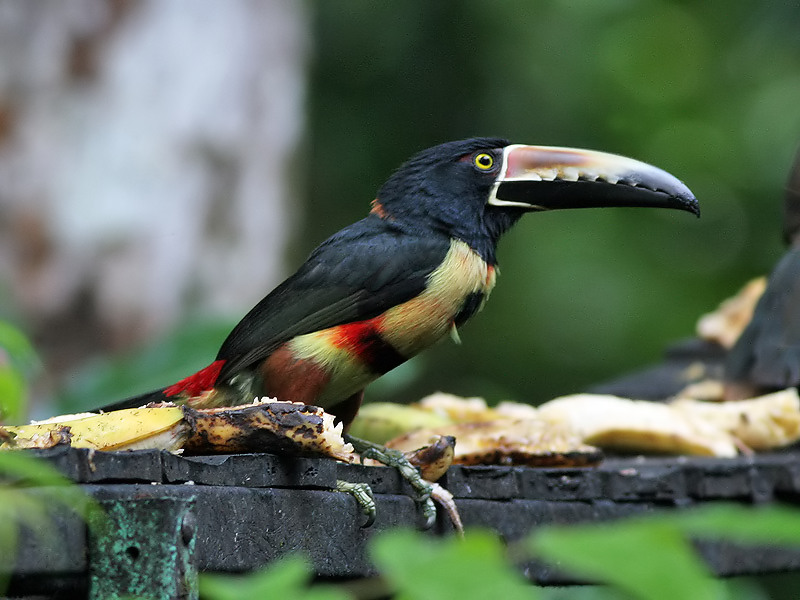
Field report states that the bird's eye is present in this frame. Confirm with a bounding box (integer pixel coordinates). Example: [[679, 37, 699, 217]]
[[473, 152, 495, 171]]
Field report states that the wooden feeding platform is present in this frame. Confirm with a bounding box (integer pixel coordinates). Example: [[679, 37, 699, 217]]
[[6, 444, 800, 598]]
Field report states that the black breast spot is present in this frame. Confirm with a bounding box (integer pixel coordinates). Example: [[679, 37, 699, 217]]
[[360, 330, 407, 375], [454, 292, 485, 327]]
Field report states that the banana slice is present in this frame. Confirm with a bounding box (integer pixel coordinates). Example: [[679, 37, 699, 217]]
[[1, 407, 187, 451], [697, 276, 767, 349], [672, 389, 800, 451], [536, 394, 737, 457], [370, 389, 800, 463]]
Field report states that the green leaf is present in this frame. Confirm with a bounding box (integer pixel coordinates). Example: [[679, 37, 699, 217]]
[[666, 503, 800, 547], [529, 505, 800, 600], [0, 451, 77, 487], [0, 452, 102, 594], [0, 505, 19, 568], [0, 321, 38, 421], [371, 528, 539, 600], [529, 519, 724, 600], [199, 554, 350, 600], [0, 366, 25, 421], [0, 453, 102, 524], [0, 322, 39, 373]]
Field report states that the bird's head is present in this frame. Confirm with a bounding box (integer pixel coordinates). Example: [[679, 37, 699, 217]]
[[374, 137, 699, 262]]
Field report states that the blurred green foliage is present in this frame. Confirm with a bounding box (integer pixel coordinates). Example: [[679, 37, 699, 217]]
[[0, 323, 101, 592], [200, 554, 349, 600], [0, 452, 102, 592], [0, 321, 39, 422], [371, 528, 535, 600], [529, 503, 800, 600], [198, 504, 800, 600]]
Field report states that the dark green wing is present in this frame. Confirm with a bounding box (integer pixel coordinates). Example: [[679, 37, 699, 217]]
[[216, 217, 451, 380]]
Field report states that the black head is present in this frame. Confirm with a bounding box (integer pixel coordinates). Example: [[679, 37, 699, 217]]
[[374, 137, 699, 263]]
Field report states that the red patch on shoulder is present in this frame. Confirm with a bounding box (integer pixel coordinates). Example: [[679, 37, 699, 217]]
[[330, 317, 405, 373], [369, 198, 391, 220], [164, 359, 226, 398], [330, 318, 380, 354]]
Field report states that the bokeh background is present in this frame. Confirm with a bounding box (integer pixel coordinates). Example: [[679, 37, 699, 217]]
[[1, 0, 799, 420]]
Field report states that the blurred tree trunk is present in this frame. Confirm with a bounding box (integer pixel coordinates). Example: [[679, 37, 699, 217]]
[[0, 1, 308, 378]]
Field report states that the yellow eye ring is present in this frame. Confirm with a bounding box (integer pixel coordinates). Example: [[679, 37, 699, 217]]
[[473, 152, 495, 171]]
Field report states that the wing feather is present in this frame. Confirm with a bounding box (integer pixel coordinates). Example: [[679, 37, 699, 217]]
[[216, 218, 450, 380]]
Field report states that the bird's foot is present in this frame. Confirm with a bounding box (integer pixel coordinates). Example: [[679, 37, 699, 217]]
[[429, 482, 463, 537], [346, 434, 436, 529], [335, 479, 376, 528]]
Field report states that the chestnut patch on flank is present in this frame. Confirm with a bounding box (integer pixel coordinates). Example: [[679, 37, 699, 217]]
[[259, 345, 331, 405]]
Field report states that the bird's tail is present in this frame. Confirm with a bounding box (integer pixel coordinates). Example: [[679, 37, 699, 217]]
[[95, 388, 170, 412], [95, 360, 231, 413]]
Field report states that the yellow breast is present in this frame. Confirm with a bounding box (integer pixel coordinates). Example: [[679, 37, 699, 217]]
[[379, 238, 496, 355]]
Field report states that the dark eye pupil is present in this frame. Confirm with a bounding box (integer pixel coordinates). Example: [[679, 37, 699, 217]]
[[478, 155, 491, 167]]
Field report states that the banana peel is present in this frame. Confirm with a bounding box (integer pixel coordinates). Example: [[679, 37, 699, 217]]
[[1, 400, 356, 463], [357, 394, 602, 467], [181, 402, 354, 460], [671, 389, 800, 451], [537, 390, 800, 457]]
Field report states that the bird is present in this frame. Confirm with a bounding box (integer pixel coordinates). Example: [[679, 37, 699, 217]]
[[100, 137, 699, 428], [724, 145, 800, 400]]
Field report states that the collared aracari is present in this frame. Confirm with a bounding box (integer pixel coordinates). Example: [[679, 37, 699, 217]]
[[102, 137, 698, 423]]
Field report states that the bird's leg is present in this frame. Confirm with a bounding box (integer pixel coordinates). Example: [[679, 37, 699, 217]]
[[331, 392, 434, 527], [335, 479, 376, 528], [346, 434, 436, 529], [429, 482, 463, 537]]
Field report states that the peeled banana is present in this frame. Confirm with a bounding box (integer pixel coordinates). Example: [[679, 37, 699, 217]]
[[1, 399, 356, 462]]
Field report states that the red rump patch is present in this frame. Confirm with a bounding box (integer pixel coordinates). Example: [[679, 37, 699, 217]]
[[164, 359, 226, 397]]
